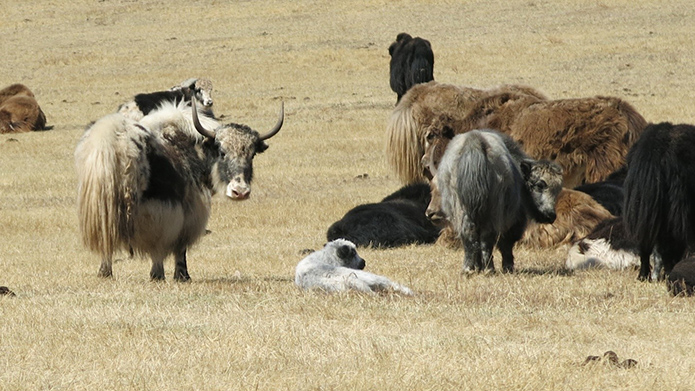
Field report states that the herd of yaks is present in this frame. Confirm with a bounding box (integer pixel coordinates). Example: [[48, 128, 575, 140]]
[[2, 33, 695, 297]]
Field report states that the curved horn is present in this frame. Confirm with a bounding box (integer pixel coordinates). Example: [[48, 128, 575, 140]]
[[259, 102, 284, 141], [191, 98, 216, 139]]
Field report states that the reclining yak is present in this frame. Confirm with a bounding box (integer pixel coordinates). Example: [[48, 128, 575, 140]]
[[426, 129, 563, 273], [0, 83, 47, 133], [386, 81, 645, 188], [75, 99, 283, 281], [117, 78, 214, 121]]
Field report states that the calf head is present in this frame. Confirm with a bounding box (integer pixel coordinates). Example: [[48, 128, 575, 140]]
[[520, 159, 563, 224], [192, 99, 283, 200], [421, 124, 455, 179], [175, 78, 214, 108], [327, 239, 366, 270]]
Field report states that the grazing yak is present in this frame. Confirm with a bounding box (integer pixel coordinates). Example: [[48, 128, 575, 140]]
[[326, 183, 440, 248], [624, 122, 695, 280], [386, 81, 646, 188], [117, 78, 214, 121], [565, 217, 663, 279], [75, 99, 283, 281], [427, 129, 563, 273], [388, 33, 434, 103], [295, 239, 414, 295], [0, 83, 47, 133]]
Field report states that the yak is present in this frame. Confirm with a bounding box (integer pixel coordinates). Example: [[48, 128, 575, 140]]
[[386, 81, 646, 188], [0, 83, 47, 133], [326, 183, 440, 248], [565, 217, 663, 280], [388, 33, 435, 103], [295, 239, 413, 295], [75, 99, 283, 281], [117, 78, 214, 121], [426, 129, 563, 273], [624, 122, 695, 280]]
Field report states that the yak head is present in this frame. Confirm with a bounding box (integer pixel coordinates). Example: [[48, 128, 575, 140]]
[[326, 239, 366, 270], [520, 159, 563, 224], [192, 99, 283, 200]]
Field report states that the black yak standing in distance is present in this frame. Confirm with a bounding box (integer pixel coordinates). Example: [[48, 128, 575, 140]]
[[624, 122, 695, 280], [388, 33, 434, 102]]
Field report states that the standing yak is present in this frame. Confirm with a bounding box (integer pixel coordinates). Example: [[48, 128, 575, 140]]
[[624, 122, 695, 280], [388, 33, 434, 103]]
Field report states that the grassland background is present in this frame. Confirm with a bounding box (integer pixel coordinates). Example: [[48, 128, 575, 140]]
[[1, 0, 695, 390]]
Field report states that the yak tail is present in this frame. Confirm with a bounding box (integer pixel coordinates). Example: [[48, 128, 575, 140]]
[[386, 97, 427, 185], [75, 114, 147, 259]]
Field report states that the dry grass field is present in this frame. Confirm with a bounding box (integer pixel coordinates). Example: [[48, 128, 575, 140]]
[[2, 0, 695, 389]]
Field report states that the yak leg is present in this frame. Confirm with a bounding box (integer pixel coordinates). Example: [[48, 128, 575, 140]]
[[150, 254, 166, 281], [174, 248, 191, 282], [656, 239, 686, 278], [461, 217, 482, 274], [637, 247, 653, 281], [498, 218, 526, 273], [98, 255, 113, 278], [479, 230, 497, 273]]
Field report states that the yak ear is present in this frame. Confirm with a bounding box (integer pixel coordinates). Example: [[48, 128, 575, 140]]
[[336, 244, 352, 259], [520, 159, 534, 179]]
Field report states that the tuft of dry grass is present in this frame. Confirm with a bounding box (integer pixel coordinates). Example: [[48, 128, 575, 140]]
[[2, 0, 695, 390]]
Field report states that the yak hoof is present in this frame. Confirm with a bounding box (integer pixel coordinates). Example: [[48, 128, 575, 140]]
[[174, 273, 191, 283], [97, 268, 113, 278]]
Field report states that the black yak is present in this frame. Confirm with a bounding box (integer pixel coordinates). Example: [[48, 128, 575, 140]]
[[624, 122, 695, 280], [388, 33, 434, 102], [326, 183, 440, 248]]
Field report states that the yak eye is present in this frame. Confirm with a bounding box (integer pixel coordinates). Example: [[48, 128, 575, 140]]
[[425, 132, 434, 141], [536, 180, 548, 190]]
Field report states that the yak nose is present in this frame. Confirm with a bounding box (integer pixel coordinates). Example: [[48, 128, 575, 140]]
[[226, 183, 251, 200], [357, 258, 366, 270]]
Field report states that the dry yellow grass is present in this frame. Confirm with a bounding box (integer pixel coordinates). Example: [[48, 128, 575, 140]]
[[2, 0, 695, 390]]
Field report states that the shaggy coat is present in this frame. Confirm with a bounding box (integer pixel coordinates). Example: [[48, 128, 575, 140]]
[[75, 100, 282, 281], [386, 81, 646, 188], [624, 122, 695, 280], [519, 189, 613, 248], [431, 129, 563, 273], [388, 33, 435, 102], [0, 84, 47, 133], [295, 239, 413, 295], [667, 256, 695, 296], [326, 183, 440, 248]]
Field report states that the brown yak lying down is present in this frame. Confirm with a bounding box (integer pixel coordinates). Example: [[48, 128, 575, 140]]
[[436, 189, 613, 250], [0, 83, 47, 134], [386, 81, 646, 188], [386, 81, 548, 184]]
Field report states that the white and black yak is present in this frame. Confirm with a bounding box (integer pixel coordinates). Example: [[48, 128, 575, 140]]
[[326, 183, 440, 248], [295, 239, 413, 295], [624, 122, 695, 280], [75, 99, 283, 281], [566, 217, 662, 279], [388, 33, 434, 103], [117, 78, 214, 121], [427, 129, 563, 273]]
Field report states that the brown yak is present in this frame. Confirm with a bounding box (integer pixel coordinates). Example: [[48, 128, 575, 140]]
[[387, 81, 646, 188], [0, 84, 47, 134]]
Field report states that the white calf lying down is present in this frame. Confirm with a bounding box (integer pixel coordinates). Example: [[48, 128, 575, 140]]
[[295, 239, 413, 295]]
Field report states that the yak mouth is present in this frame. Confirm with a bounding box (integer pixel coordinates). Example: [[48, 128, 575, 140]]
[[426, 212, 448, 227]]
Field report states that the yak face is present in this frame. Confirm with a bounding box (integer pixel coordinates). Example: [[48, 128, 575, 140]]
[[328, 239, 366, 270], [192, 100, 283, 201], [520, 159, 563, 224], [211, 125, 268, 200], [193, 78, 214, 108], [425, 175, 447, 227]]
